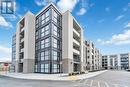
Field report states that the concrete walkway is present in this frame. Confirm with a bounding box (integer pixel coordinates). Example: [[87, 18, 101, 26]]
[[0, 70, 107, 81]]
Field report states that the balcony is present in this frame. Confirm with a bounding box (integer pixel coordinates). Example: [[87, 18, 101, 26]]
[[19, 59, 23, 63], [73, 49, 80, 55], [73, 54, 80, 63], [73, 28, 80, 37], [20, 38, 24, 43], [73, 39, 80, 46], [20, 48, 24, 53]]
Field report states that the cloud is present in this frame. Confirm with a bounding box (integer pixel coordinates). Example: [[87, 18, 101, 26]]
[[97, 29, 130, 45], [35, 0, 46, 6], [0, 15, 13, 28], [57, 0, 79, 12], [0, 45, 11, 61], [125, 22, 130, 28], [77, 8, 87, 15], [35, 0, 56, 6], [105, 7, 110, 12], [115, 15, 124, 21]]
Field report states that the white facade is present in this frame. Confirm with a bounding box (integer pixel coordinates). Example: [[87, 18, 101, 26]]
[[15, 11, 35, 73], [12, 3, 84, 73], [62, 11, 84, 73], [84, 40, 102, 71], [102, 53, 130, 70]]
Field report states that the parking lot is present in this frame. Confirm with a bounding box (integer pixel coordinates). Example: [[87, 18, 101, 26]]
[[0, 70, 130, 87], [73, 70, 130, 87]]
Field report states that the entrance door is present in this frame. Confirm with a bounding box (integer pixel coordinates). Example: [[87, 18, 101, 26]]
[[19, 63, 23, 72]]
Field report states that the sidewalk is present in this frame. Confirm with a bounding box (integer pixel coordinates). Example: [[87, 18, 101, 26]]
[[0, 70, 107, 81]]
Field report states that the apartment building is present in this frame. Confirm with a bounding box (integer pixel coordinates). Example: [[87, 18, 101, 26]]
[[120, 53, 130, 70], [11, 34, 16, 72], [102, 55, 108, 69], [12, 3, 84, 74], [102, 53, 130, 70], [14, 11, 35, 73], [83, 40, 102, 71]]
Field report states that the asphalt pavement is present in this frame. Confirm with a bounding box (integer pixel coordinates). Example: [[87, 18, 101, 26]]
[[0, 70, 130, 87]]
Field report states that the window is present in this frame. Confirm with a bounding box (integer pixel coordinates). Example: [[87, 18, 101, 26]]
[[53, 38, 57, 48], [42, 20, 45, 25], [45, 64, 49, 73], [53, 25, 58, 36], [41, 25, 50, 37], [45, 25, 50, 36], [53, 64, 60, 73], [54, 11, 58, 18], [46, 17, 49, 22], [42, 14, 45, 20], [52, 50, 58, 60], [41, 52, 44, 60], [45, 10, 49, 17], [45, 38, 50, 48], [37, 52, 41, 61], [38, 16, 41, 27], [36, 30, 39, 39], [53, 18, 57, 23], [44, 10, 50, 22], [41, 27, 45, 37], [53, 10, 59, 23], [36, 42, 40, 50], [45, 50, 49, 60], [41, 64, 44, 72], [41, 39, 44, 49]]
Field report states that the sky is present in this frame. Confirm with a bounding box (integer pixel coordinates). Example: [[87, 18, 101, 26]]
[[0, 0, 130, 61]]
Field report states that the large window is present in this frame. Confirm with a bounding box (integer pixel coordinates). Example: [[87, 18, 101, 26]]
[[52, 50, 57, 60], [35, 7, 62, 74], [52, 50, 60, 61], [53, 38, 57, 48], [36, 52, 41, 61], [53, 10, 58, 23], [41, 39, 45, 49], [52, 9, 61, 26], [45, 50, 49, 60], [45, 10, 50, 23], [53, 37, 60, 49], [41, 64, 44, 72], [41, 37, 50, 49], [36, 41, 40, 50], [41, 52, 44, 60], [40, 51, 50, 61], [41, 24, 50, 37], [52, 64, 60, 73], [45, 37, 50, 47], [45, 64, 49, 73], [53, 25, 58, 36]]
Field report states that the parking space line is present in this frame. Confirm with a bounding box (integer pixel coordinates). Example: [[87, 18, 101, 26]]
[[98, 81, 100, 87], [105, 82, 110, 87], [90, 80, 93, 86]]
